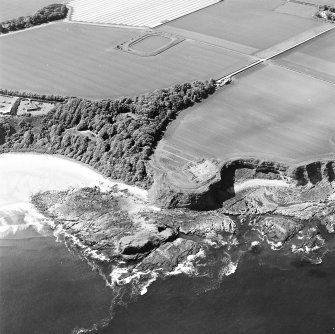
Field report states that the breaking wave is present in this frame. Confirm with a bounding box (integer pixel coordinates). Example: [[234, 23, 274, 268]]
[[0, 203, 52, 238], [0, 204, 243, 334], [167, 248, 206, 276], [53, 224, 110, 263]]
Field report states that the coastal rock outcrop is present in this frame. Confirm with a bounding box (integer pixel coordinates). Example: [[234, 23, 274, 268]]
[[291, 227, 326, 263], [118, 226, 177, 259], [253, 216, 302, 248], [31, 156, 335, 283], [32, 187, 179, 261], [138, 238, 202, 272], [149, 158, 335, 211], [178, 213, 236, 236]]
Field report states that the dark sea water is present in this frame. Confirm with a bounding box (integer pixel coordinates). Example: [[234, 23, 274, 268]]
[[101, 249, 335, 334], [1, 212, 335, 334], [0, 222, 115, 334]]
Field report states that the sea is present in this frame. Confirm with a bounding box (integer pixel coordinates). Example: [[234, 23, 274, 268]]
[[1, 154, 335, 334]]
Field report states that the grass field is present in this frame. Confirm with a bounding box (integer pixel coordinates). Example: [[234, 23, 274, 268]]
[[0, 22, 254, 99], [163, 0, 323, 53], [0, 0, 66, 21], [275, 29, 335, 83], [154, 63, 335, 176]]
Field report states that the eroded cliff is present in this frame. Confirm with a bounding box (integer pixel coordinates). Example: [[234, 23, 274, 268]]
[[148, 158, 335, 210]]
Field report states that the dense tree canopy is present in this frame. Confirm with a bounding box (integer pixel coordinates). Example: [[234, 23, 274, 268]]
[[316, 5, 335, 20], [0, 88, 68, 103], [0, 80, 216, 187], [0, 4, 68, 34]]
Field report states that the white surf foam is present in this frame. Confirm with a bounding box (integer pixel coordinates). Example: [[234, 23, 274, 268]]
[[0, 202, 52, 238], [220, 261, 238, 278], [53, 224, 109, 262], [167, 248, 206, 276], [139, 271, 159, 296], [251, 241, 260, 247], [110, 265, 160, 296]]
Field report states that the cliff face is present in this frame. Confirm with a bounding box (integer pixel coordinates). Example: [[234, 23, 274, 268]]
[[149, 158, 335, 210], [288, 160, 335, 186], [148, 170, 227, 211], [146, 157, 335, 265]]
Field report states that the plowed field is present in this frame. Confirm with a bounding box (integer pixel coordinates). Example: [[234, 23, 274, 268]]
[[0, 22, 254, 99], [164, 0, 322, 54], [155, 63, 335, 173]]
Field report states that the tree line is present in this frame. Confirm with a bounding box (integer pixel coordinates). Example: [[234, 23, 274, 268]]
[[0, 80, 216, 188], [0, 4, 68, 34], [316, 5, 335, 20], [0, 88, 68, 103]]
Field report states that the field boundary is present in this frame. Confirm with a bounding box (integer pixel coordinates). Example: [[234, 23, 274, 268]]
[[66, 0, 221, 28], [154, 1, 222, 28], [289, 0, 319, 7], [216, 23, 335, 83], [0, 21, 59, 38], [273, 60, 335, 86], [254, 23, 335, 59], [64, 4, 146, 30], [274, 2, 319, 19], [115, 31, 185, 57], [158, 26, 259, 55]]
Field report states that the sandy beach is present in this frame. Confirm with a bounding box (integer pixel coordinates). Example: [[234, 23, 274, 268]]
[[0, 152, 151, 239], [0, 152, 147, 207]]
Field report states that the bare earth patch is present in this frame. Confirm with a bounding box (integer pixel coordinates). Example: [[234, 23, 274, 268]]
[[184, 159, 219, 184], [17, 99, 55, 116], [0, 95, 18, 115]]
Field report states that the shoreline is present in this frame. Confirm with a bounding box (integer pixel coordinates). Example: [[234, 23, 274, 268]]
[[0, 151, 148, 200], [1, 149, 333, 315]]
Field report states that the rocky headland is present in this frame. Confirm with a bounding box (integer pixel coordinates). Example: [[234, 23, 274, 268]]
[[3, 81, 334, 291], [31, 157, 335, 290]]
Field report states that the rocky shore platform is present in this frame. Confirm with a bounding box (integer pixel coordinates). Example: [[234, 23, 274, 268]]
[[31, 157, 335, 290]]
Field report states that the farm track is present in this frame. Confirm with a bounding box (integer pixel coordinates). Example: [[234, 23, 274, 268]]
[[0, 21, 59, 38], [158, 26, 259, 56]]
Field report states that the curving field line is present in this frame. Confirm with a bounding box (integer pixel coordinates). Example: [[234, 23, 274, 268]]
[[68, 0, 220, 27]]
